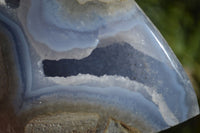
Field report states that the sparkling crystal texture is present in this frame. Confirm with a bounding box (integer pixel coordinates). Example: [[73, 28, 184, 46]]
[[0, 0, 199, 133]]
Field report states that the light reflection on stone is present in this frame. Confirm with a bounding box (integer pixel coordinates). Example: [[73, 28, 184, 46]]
[[0, 0, 199, 133]]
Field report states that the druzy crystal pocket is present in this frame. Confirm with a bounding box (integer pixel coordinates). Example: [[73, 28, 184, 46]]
[[0, 0, 199, 133]]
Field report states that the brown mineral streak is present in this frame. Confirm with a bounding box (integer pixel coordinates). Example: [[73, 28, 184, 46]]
[[104, 118, 141, 133], [0, 32, 8, 101], [0, 31, 24, 133]]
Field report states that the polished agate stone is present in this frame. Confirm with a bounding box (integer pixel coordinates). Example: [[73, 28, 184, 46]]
[[0, 0, 199, 133]]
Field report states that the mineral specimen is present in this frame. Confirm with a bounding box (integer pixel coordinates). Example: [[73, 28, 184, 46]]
[[0, 0, 199, 133]]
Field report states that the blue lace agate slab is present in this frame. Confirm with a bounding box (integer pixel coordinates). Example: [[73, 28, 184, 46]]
[[0, 0, 199, 132]]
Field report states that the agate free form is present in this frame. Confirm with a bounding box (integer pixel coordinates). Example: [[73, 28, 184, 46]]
[[0, 0, 199, 133]]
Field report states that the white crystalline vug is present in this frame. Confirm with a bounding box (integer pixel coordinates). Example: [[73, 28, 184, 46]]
[[47, 74, 180, 126]]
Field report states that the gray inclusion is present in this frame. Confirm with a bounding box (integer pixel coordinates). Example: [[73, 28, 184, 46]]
[[42, 42, 189, 122], [43, 42, 169, 84]]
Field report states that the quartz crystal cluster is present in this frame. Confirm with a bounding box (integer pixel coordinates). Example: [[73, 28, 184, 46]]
[[0, 0, 199, 133]]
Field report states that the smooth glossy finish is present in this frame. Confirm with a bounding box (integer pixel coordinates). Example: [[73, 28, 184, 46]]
[[0, 0, 199, 133]]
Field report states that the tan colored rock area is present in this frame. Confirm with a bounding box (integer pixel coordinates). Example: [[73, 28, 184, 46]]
[[25, 112, 141, 133], [25, 113, 100, 133]]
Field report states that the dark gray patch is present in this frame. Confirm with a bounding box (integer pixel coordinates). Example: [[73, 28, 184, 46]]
[[42, 42, 176, 88], [5, 0, 20, 8]]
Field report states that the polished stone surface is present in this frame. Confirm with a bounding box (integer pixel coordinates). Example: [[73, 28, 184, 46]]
[[0, 0, 199, 133]]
